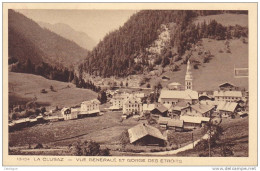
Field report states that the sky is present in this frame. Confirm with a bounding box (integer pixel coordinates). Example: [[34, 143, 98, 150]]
[[16, 9, 137, 42]]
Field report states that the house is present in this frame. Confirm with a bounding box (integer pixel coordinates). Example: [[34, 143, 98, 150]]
[[79, 99, 100, 117], [158, 89, 199, 105], [237, 111, 248, 118], [216, 101, 238, 117], [110, 92, 130, 109], [213, 90, 242, 102], [61, 107, 79, 120], [168, 82, 181, 90], [133, 92, 145, 99], [162, 76, 170, 81], [158, 117, 184, 132], [170, 101, 190, 118], [123, 96, 143, 115], [151, 104, 168, 117], [219, 82, 238, 91], [158, 116, 169, 128], [199, 92, 213, 101], [108, 105, 121, 111], [142, 104, 156, 114], [167, 119, 184, 132], [128, 123, 167, 146], [180, 115, 210, 129], [36, 114, 45, 123], [181, 103, 215, 118]]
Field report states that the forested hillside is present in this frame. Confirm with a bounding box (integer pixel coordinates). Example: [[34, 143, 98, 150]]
[[80, 10, 248, 78], [8, 9, 88, 68]]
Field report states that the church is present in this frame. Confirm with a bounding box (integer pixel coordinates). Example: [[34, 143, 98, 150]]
[[158, 60, 199, 105]]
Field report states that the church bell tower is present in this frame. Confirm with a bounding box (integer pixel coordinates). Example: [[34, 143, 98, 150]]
[[185, 60, 193, 90]]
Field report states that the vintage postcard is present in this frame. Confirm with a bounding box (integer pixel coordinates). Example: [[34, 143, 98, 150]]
[[2, 2, 258, 166]]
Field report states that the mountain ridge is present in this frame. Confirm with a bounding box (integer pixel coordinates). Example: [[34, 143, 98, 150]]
[[38, 21, 97, 51], [9, 9, 88, 68]]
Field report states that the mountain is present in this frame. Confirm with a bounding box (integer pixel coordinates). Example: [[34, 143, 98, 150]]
[[8, 9, 88, 68], [79, 10, 248, 78], [38, 22, 96, 51]]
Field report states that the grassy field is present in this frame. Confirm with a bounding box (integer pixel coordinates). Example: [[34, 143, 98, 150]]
[[9, 72, 97, 110], [144, 38, 248, 91], [9, 110, 140, 147], [194, 13, 248, 27], [177, 117, 248, 157]]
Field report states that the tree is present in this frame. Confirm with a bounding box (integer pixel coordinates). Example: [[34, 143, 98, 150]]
[[120, 81, 123, 87], [50, 85, 54, 91], [97, 91, 107, 104], [72, 140, 110, 156]]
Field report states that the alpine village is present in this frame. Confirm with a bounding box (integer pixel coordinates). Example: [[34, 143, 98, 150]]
[[8, 9, 249, 157]]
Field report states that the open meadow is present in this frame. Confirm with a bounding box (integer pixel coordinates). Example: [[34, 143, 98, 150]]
[[144, 38, 248, 91], [9, 72, 97, 110]]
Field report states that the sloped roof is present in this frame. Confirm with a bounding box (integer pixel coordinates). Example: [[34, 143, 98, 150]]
[[143, 104, 156, 111], [199, 100, 218, 106], [172, 101, 190, 111], [156, 104, 168, 113], [219, 82, 236, 88], [158, 116, 169, 125], [158, 117, 184, 127], [168, 82, 181, 86], [217, 101, 238, 112], [108, 106, 120, 110], [213, 91, 242, 97], [191, 103, 215, 114], [82, 99, 100, 105], [237, 111, 248, 116], [180, 115, 210, 124], [124, 97, 142, 105], [163, 103, 173, 110], [128, 123, 167, 143], [167, 119, 184, 128], [61, 107, 70, 113], [159, 89, 198, 101]]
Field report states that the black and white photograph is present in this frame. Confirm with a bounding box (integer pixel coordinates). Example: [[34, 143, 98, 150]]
[[3, 2, 257, 166]]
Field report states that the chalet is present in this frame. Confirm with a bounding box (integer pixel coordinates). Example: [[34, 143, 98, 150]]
[[158, 117, 184, 132], [181, 103, 215, 118], [29, 117, 38, 126], [61, 107, 79, 120], [180, 115, 210, 129], [13, 118, 30, 128], [167, 119, 184, 132], [79, 99, 100, 117], [199, 92, 213, 101], [128, 123, 167, 146], [36, 114, 45, 123], [44, 115, 62, 122], [158, 89, 199, 105], [168, 82, 181, 90], [213, 90, 242, 102], [158, 116, 169, 129], [170, 101, 190, 119], [151, 104, 168, 117], [162, 76, 170, 81], [142, 104, 156, 114], [219, 82, 238, 91], [216, 101, 238, 117], [237, 111, 248, 118], [123, 96, 142, 115]]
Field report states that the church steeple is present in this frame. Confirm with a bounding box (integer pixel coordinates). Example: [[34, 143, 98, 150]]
[[185, 60, 193, 90]]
